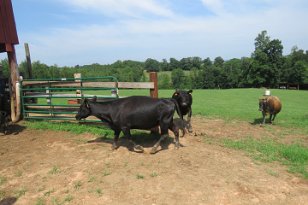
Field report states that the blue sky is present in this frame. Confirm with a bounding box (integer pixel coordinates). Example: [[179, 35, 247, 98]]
[[2, 0, 308, 66]]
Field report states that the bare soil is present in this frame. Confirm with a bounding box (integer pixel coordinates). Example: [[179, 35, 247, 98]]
[[0, 117, 307, 205]]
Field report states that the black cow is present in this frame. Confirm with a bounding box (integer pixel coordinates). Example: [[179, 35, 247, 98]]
[[75, 96, 182, 154], [172, 89, 193, 132]]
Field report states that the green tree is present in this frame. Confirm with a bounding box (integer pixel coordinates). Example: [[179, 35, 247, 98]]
[[158, 73, 171, 89], [169, 58, 180, 71], [214, 56, 224, 68], [144, 58, 159, 72], [250, 30, 284, 87], [171, 68, 185, 89]]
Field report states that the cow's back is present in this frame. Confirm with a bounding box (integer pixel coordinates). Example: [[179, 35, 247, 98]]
[[110, 96, 175, 129], [267, 96, 282, 114]]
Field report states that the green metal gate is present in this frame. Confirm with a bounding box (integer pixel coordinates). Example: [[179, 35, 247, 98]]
[[20, 76, 119, 121]]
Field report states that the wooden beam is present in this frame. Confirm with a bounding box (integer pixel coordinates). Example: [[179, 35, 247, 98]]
[[22, 81, 154, 89], [149, 72, 158, 98], [24, 43, 33, 78]]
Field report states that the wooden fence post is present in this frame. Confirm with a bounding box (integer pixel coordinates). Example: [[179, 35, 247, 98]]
[[7, 46, 21, 122], [149, 72, 158, 98], [149, 72, 159, 134], [24, 43, 33, 79]]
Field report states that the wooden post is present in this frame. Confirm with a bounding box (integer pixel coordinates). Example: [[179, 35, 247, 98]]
[[149, 72, 159, 134], [24, 43, 33, 78], [149, 72, 158, 98], [74, 73, 82, 104], [7, 46, 21, 122]]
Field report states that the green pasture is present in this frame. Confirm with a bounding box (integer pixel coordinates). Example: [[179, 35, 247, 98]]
[[37, 88, 308, 130], [27, 88, 308, 178], [121, 88, 308, 129]]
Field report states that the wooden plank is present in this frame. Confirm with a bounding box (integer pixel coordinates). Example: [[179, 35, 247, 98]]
[[22, 81, 154, 89], [118, 82, 154, 89]]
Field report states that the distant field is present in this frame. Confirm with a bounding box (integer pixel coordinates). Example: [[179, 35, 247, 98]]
[[118, 88, 308, 130], [37, 88, 308, 130]]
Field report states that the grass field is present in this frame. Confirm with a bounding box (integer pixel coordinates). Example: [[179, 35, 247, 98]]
[[26, 88, 308, 178], [116, 88, 308, 130], [37, 88, 308, 130]]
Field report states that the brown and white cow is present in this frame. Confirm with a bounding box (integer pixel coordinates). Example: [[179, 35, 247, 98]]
[[259, 96, 282, 125]]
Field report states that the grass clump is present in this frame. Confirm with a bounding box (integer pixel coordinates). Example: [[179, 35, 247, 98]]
[[0, 175, 7, 186], [223, 137, 308, 179], [48, 166, 61, 175], [25, 121, 113, 137]]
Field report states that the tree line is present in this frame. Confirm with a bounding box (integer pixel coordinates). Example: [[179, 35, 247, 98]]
[[1, 30, 308, 89]]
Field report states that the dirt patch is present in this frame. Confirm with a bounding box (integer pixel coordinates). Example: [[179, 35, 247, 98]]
[[0, 117, 307, 205]]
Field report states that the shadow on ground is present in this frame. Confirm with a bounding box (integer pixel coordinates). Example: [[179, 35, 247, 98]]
[[87, 132, 178, 153]]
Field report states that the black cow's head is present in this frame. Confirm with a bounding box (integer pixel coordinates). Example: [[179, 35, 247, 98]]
[[75, 98, 91, 120], [172, 89, 193, 108]]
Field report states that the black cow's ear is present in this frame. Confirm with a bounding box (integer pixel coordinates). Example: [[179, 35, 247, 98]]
[[188, 90, 193, 94], [173, 90, 179, 97]]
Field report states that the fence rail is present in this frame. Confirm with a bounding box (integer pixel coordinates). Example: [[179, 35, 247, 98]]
[[20, 72, 158, 122], [20, 76, 119, 121]]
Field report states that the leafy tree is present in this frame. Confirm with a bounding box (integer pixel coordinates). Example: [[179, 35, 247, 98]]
[[169, 58, 180, 71], [214, 56, 224, 68], [171, 68, 185, 89], [0, 59, 9, 77], [223, 58, 242, 88], [203, 57, 212, 68], [189, 68, 203, 89], [160, 59, 169, 71], [158, 73, 172, 89], [144, 58, 159, 72], [250, 30, 284, 87]]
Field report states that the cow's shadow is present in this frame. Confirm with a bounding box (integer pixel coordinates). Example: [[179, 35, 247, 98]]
[[0, 124, 26, 136], [87, 131, 178, 153], [251, 118, 263, 125], [251, 117, 277, 125], [0, 197, 17, 205]]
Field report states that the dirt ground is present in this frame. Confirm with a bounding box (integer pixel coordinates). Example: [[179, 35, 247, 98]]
[[0, 117, 307, 205]]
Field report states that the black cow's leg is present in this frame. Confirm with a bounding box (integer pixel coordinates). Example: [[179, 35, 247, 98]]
[[150, 134, 167, 154], [112, 130, 121, 150], [187, 109, 193, 133], [271, 114, 277, 124], [170, 123, 180, 148], [270, 113, 276, 124], [122, 128, 144, 153], [261, 112, 266, 125], [151, 124, 170, 154]]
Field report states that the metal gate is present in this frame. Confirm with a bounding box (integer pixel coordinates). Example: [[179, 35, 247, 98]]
[[20, 76, 119, 122]]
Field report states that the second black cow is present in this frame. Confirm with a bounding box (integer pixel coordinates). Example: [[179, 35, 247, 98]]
[[172, 89, 193, 133], [75, 96, 182, 154]]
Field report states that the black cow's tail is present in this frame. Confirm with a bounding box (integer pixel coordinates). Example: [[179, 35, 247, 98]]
[[171, 98, 183, 120]]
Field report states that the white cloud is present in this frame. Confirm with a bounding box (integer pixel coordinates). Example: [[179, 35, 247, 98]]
[[201, 0, 224, 15], [58, 0, 174, 18]]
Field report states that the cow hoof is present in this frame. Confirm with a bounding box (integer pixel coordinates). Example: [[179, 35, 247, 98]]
[[150, 147, 157, 154], [111, 144, 119, 150], [133, 145, 144, 153]]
